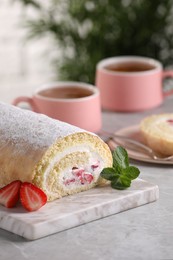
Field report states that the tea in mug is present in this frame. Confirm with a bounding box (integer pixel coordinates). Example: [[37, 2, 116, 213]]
[[105, 62, 156, 72], [38, 87, 93, 99]]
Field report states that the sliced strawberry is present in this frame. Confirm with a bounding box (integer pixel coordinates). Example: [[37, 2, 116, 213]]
[[20, 182, 47, 212], [64, 178, 76, 185], [0, 180, 22, 208], [83, 172, 94, 184], [167, 119, 173, 125], [91, 161, 99, 170], [72, 168, 85, 178]]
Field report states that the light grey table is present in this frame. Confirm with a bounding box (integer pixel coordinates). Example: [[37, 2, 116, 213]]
[[1, 96, 173, 260]]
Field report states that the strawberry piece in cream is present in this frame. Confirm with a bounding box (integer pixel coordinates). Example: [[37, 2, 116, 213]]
[[167, 119, 173, 125]]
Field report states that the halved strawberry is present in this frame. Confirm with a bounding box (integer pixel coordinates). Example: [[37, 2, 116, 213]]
[[20, 182, 47, 212], [0, 180, 22, 208]]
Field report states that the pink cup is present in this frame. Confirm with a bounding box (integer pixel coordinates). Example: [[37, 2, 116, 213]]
[[95, 56, 173, 112], [12, 82, 102, 133]]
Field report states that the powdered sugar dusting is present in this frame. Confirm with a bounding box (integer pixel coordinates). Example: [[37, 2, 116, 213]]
[[0, 102, 85, 155]]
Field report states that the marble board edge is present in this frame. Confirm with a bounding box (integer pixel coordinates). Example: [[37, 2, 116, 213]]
[[0, 178, 159, 240]]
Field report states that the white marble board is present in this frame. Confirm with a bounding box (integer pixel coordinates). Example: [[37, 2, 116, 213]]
[[0, 178, 159, 240]]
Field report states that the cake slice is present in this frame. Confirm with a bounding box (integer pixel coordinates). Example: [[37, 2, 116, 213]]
[[140, 114, 173, 156]]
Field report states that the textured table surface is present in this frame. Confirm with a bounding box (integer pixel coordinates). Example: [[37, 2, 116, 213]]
[[1, 95, 173, 260]]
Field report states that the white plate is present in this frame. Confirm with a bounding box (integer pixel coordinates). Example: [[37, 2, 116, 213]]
[[107, 125, 173, 165]]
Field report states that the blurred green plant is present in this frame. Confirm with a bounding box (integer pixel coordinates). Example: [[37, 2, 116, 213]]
[[16, 0, 173, 83]]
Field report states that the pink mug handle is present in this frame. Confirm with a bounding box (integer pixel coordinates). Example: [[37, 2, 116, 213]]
[[12, 96, 37, 112], [163, 71, 173, 97]]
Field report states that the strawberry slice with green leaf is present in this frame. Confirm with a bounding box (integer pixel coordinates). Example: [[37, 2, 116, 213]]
[[0, 180, 22, 208], [20, 182, 47, 212]]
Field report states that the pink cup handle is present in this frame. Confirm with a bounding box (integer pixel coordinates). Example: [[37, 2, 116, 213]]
[[12, 96, 37, 112], [163, 70, 173, 97]]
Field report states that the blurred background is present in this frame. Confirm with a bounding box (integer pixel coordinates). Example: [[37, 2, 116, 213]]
[[1, 0, 173, 102]]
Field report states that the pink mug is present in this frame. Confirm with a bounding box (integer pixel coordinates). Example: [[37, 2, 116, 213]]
[[12, 82, 102, 133], [95, 56, 173, 111]]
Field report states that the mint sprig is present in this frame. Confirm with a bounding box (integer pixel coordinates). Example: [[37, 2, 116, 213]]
[[100, 146, 140, 190]]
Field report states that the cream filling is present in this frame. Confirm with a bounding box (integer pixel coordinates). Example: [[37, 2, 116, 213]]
[[58, 158, 102, 191], [42, 144, 104, 196]]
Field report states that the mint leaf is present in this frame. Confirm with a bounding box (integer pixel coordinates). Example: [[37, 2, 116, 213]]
[[122, 166, 140, 180], [114, 163, 123, 175], [120, 175, 131, 188], [113, 146, 129, 169], [111, 177, 131, 190], [100, 146, 140, 190], [100, 167, 120, 181]]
